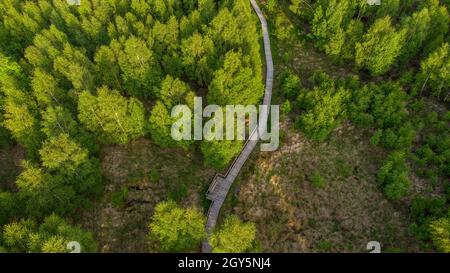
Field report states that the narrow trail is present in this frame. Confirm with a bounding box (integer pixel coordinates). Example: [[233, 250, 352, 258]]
[[202, 0, 274, 253]]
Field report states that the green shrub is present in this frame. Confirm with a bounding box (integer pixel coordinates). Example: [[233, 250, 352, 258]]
[[280, 70, 301, 99], [111, 187, 129, 208], [409, 196, 447, 245], [169, 183, 188, 202], [335, 159, 352, 178], [377, 152, 411, 200], [281, 100, 292, 115], [149, 169, 160, 183], [317, 240, 332, 252], [310, 171, 326, 188], [370, 129, 383, 146], [296, 73, 349, 140]]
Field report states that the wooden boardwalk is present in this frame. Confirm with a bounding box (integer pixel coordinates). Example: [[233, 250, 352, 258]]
[[202, 0, 274, 253]]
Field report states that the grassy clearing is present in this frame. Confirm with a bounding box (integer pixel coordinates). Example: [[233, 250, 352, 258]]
[[223, 120, 420, 252], [78, 138, 215, 253]]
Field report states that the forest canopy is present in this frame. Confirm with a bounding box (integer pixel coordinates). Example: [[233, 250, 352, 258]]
[[0, 0, 265, 252]]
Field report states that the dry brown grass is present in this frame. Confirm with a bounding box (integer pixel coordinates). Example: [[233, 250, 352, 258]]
[[79, 138, 215, 253], [222, 120, 420, 252], [0, 145, 24, 191]]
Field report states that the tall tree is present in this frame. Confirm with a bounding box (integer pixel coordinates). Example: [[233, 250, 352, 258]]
[[3, 103, 42, 154], [0, 0, 51, 56], [148, 201, 206, 252], [53, 44, 95, 91], [31, 68, 66, 108], [114, 37, 161, 97], [209, 215, 256, 253], [297, 73, 350, 140], [16, 161, 77, 218], [355, 16, 406, 75], [152, 16, 182, 77], [1, 53, 42, 153], [208, 8, 241, 54], [17, 134, 102, 218], [94, 45, 121, 90], [0, 191, 19, 226], [41, 106, 98, 152], [207, 51, 263, 106], [420, 0, 450, 55], [201, 139, 243, 170], [398, 7, 432, 64], [149, 76, 194, 149], [40, 106, 77, 138], [149, 101, 175, 148], [416, 43, 450, 101], [78, 87, 146, 145], [157, 75, 195, 109], [1, 214, 97, 253], [311, 0, 355, 61], [24, 25, 68, 71], [181, 33, 215, 85], [39, 133, 88, 174]]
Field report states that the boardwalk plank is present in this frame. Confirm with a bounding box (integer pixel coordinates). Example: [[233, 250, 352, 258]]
[[202, 0, 274, 253]]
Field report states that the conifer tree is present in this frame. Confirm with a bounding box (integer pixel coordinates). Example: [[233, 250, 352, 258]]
[[355, 16, 406, 75]]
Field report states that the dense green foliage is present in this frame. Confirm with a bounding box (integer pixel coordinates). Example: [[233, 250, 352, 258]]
[[289, 3, 449, 135], [17, 134, 102, 219], [78, 87, 146, 145], [355, 16, 406, 75], [0, 214, 97, 253], [290, 0, 449, 101], [208, 51, 264, 106], [0, 0, 264, 252], [416, 43, 450, 101], [296, 72, 350, 140], [409, 196, 449, 251], [429, 215, 450, 253], [148, 201, 206, 252], [377, 152, 411, 200], [201, 139, 243, 170], [209, 215, 256, 253]]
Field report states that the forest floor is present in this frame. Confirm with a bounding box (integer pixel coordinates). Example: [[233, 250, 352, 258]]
[[221, 119, 420, 252], [0, 145, 24, 192], [218, 2, 422, 253], [78, 138, 215, 252]]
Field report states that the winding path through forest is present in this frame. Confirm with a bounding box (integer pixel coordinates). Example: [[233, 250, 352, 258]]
[[202, 0, 274, 253]]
